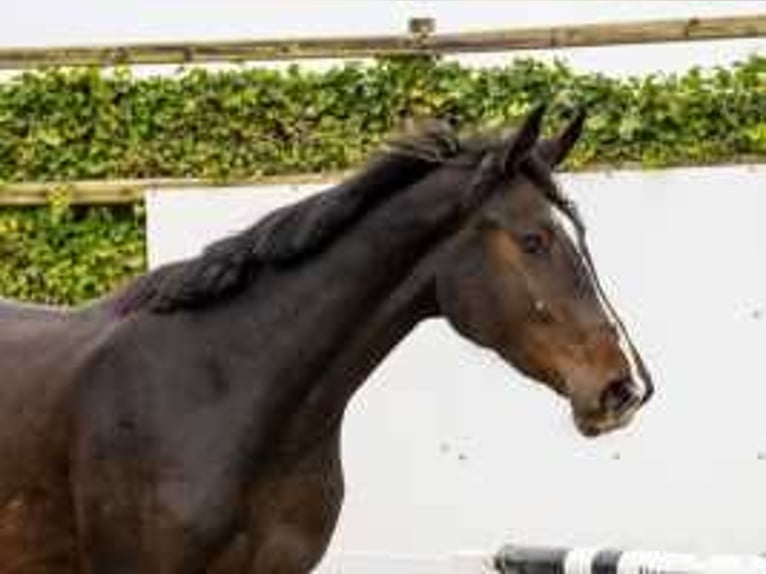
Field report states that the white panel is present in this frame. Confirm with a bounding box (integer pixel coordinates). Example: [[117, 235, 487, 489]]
[[146, 166, 766, 568], [145, 185, 322, 269]]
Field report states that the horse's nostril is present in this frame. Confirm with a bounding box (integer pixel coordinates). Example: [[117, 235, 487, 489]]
[[600, 377, 641, 414]]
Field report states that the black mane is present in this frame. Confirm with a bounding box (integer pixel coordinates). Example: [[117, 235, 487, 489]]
[[111, 122, 578, 315], [113, 124, 464, 314]]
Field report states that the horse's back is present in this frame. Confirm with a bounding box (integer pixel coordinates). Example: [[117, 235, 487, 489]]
[[0, 305, 105, 572], [0, 297, 71, 320], [0, 309, 100, 447], [0, 306, 102, 414], [0, 298, 109, 384]]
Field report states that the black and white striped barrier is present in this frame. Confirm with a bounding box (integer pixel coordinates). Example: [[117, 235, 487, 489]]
[[493, 545, 766, 573]]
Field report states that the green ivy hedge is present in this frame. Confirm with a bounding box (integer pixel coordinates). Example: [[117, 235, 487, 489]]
[[1, 55, 764, 304], [0, 200, 145, 304]]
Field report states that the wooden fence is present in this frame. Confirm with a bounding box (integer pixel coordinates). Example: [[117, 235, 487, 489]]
[[0, 174, 347, 206], [0, 15, 763, 69], [0, 13, 763, 206]]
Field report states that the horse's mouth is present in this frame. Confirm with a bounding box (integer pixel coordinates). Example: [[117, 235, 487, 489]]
[[572, 398, 642, 438]]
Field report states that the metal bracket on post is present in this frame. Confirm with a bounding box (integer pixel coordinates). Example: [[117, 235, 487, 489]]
[[408, 17, 436, 48]]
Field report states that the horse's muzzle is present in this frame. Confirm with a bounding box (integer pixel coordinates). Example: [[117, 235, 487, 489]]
[[573, 377, 646, 438]]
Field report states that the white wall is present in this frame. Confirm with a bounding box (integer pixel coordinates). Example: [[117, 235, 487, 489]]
[[146, 165, 766, 569]]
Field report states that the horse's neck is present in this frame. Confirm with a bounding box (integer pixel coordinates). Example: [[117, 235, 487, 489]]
[[282, 262, 436, 443], [236, 180, 455, 447]]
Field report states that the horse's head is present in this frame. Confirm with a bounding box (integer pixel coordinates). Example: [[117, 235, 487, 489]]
[[434, 107, 652, 437]]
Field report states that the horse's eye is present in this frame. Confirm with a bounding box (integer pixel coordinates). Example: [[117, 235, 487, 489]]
[[520, 232, 548, 255]]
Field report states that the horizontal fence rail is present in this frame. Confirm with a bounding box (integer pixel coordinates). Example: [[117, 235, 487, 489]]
[[0, 174, 348, 206], [0, 14, 762, 69]]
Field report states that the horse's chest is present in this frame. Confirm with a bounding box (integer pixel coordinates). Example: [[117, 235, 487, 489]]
[[212, 435, 345, 573]]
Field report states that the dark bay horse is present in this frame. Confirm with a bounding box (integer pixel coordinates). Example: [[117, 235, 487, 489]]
[[0, 106, 652, 573]]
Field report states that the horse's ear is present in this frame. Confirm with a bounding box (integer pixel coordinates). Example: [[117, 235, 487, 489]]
[[460, 105, 545, 213], [501, 103, 546, 174], [537, 108, 586, 167]]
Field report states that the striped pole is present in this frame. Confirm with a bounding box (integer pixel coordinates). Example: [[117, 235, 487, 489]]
[[494, 545, 766, 573]]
